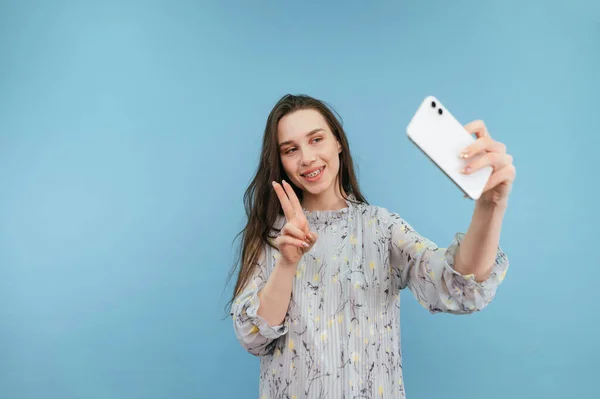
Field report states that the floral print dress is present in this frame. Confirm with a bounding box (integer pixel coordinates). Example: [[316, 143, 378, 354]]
[[231, 196, 509, 399]]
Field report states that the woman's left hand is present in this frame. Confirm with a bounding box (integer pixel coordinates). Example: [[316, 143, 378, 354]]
[[459, 120, 516, 206]]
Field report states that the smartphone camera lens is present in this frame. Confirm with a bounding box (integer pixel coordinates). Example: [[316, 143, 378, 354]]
[[431, 101, 436, 108], [438, 108, 443, 115]]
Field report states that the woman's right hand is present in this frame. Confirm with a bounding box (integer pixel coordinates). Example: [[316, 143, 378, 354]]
[[272, 180, 318, 267]]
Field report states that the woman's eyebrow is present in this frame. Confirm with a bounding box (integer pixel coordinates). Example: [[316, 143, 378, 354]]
[[278, 128, 325, 148]]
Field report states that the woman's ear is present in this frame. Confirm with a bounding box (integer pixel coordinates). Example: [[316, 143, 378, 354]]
[[337, 141, 342, 154]]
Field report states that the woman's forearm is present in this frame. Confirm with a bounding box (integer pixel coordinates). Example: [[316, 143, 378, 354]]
[[256, 259, 297, 326], [454, 199, 508, 282]]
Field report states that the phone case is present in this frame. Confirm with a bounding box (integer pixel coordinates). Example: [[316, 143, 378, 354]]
[[406, 95, 492, 200]]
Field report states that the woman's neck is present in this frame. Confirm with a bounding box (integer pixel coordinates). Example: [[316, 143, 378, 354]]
[[301, 184, 348, 212]]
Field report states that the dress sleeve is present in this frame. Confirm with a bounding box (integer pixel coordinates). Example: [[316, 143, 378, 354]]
[[387, 211, 509, 314], [230, 245, 289, 356]]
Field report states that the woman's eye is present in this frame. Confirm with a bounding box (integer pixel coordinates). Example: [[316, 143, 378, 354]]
[[285, 147, 297, 154], [313, 137, 323, 143]]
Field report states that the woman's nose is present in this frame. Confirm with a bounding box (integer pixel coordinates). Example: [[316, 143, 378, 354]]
[[300, 150, 316, 166]]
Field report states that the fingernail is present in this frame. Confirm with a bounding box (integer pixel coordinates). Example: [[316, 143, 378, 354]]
[[459, 151, 469, 159], [462, 166, 471, 173], [302, 242, 309, 248]]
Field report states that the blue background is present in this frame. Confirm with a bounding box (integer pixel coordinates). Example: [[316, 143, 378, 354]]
[[1, 1, 598, 398]]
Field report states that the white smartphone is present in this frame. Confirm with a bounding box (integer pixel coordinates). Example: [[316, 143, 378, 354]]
[[406, 95, 492, 200]]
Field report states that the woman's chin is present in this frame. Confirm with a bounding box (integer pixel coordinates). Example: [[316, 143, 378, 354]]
[[302, 181, 332, 197]]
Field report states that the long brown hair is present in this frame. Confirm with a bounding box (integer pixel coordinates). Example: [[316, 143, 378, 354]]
[[226, 94, 368, 312]]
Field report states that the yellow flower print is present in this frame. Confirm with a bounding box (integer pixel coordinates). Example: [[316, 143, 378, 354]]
[[414, 241, 425, 253], [499, 267, 508, 281], [296, 263, 306, 278]]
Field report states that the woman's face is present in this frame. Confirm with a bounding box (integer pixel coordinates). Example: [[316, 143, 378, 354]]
[[277, 108, 342, 200]]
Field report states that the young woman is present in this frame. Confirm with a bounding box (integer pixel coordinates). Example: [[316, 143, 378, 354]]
[[228, 94, 514, 398]]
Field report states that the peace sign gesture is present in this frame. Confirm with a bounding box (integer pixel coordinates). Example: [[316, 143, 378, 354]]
[[272, 180, 318, 267]]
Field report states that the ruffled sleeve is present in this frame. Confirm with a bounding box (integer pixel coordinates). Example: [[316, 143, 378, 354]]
[[230, 246, 289, 355], [388, 212, 509, 314]]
